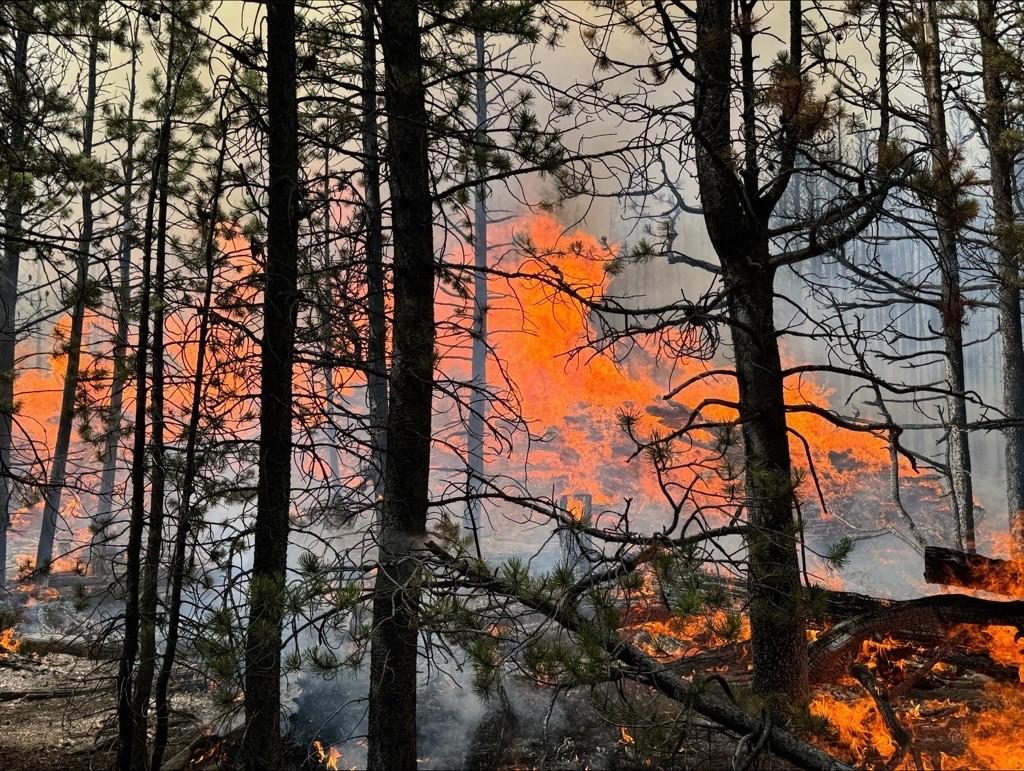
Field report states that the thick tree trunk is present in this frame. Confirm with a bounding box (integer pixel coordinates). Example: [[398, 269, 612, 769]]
[[691, 0, 808, 704], [367, 1, 435, 768], [362, 1, 387, 496], [242, 1, 299, 768], [726, 263, 809, 703], [35, 24, 99, 574], [919, 0, 974, 551], [977, 0, 1024, 548], [465, 29, 487, 555], [0, 25, 30, 587], [92, 35, 138, 577]]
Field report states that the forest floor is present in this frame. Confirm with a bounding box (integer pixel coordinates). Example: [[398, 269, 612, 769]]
[[0, 648, 220, 771]]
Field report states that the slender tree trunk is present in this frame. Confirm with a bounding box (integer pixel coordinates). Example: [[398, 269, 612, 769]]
[[918, 0, 975, 551], [117, 15, 176, 769], [978, 0, 1024, 548], [242, 1, 299, 767], [367, 0, 435, 768], [322, 130, 340, 481], [35, 22, 100, 574], [150, 113, 227, 771], [94, 36, 139, 576], [362, 1, 387, 496], [465, 29, 486, 557], [130, 14, 178, 759], [0, 24, 30, 587]]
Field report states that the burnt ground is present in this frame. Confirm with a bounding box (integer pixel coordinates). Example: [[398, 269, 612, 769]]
[[0, 648, 222, 771]]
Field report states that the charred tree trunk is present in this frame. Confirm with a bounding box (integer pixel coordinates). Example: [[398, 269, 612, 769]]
[[93, 26, 139, 577], [242, 1, 300, 767], [691, 0, 808, 704], [117, 14, 177, 769], [0, 23, 30, 587], [131, 14, 178, 761], [465, 28, 486, 556], [367, 0, 435, 768], [35, 18, 99, 574], [978, 0, 1024, 548], [362, 1, 388, 497], [726, 262, 810, 703], [150, 111, 227, 771], [918, 0, 974, 551]]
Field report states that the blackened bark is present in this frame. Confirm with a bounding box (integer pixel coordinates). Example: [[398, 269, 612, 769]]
[[242, 1, 300, 768], [918, 0, 974, 551], [465, 28, 486, 556], [36, 21, 99, 573], [0, 23, 29, 587], [367, 0, 435, 768], [690, 0, 808, 703], [117, 16, 176, 767], [362, 1, 388, 495], [978, 0, 1024, 548], [93, 28, 138, 576], [130, 12, 178, 761], [150, 114, 226, 771]]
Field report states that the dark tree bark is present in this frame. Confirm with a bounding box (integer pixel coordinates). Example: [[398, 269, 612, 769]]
[[977, 0, 1024, 548], [93, 24, 139, 576], [362, 0, 388, 495], [150, 108, 227, 771], [35, 21, 99, 574], [117, 14, 177, 768], [465, 28, 487, 557], [689, 0, 809, 703], [0, 21, 30, 587], [917, 0, 975, 551], [241, 1, 300, 768], [367, 0, 436, 768]]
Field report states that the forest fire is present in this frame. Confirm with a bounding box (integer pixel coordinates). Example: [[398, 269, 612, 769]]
[[312, 739, 342, 770], [0, 626, 20, 656]]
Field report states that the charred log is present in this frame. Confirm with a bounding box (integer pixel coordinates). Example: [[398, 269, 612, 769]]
[[809, 593, 1024, 683], [923, 545, 1024, 595]]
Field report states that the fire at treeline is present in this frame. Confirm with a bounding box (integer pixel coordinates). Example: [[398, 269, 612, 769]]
[[5, 0, 1024, 769]]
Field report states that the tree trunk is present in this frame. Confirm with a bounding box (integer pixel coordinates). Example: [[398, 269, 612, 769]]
[[367, 0, 435, 768], [35, 20, 99, 574], [92, 27, 139, 577], [0, 23, 30, 587], [918, 0, 974, 551], [117, 15, 176, 769], [726, 262, 810, 703], [465, 28, 487, 557], [242, 1, 300, 767], [691, 0, 808, 704], [130, 12, 179, 761], [978, 0, 1024, 549], [150, 113, 226, 771], [362, 0, 387, 497]]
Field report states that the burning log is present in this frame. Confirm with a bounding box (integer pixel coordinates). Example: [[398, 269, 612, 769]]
[[923, 545, 1024, 596], [809, 593, 1024, 684], [849, 663, 924, 771]]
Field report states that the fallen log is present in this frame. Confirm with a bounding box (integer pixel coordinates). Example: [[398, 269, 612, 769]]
[[16, 634, 119, 660], [809, 593, 1024, 684], [0, 684, 107, 702], [923, 546, 1024, 596]]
